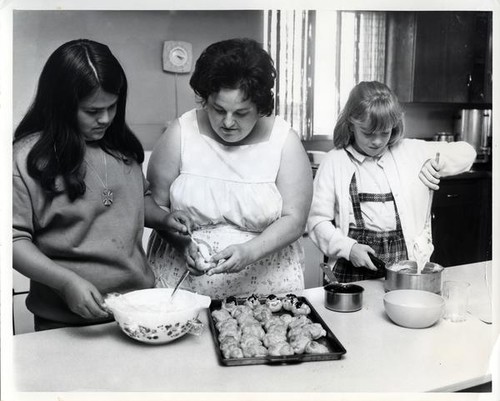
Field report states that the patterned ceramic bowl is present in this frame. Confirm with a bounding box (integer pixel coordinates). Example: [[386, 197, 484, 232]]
[[104, 288, 211, 344]]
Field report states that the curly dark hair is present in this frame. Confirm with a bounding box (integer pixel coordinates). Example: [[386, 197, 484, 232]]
[[189, 38, 276, 116], [14, 39, 143, 201]]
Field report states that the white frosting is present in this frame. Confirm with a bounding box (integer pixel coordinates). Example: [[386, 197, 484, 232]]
[[387, 262, 441, 274], [412, 226, 434, 273]]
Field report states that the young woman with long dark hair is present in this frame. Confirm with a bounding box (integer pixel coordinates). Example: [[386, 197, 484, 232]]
[[13, 39, 189, 330]]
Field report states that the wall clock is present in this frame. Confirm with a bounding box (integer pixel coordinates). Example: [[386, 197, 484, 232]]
[[162, 41, 193, 74]]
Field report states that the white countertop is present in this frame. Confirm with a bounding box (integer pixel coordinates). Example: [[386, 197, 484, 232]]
[[7, 261, 498, 395]]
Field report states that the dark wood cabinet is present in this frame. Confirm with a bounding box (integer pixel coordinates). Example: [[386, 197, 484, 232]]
[[430, 173, 492, 267], [385, 11, 492, 104]]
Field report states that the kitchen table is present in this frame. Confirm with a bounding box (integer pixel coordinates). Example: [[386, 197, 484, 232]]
[[7, 261, 497, 394]]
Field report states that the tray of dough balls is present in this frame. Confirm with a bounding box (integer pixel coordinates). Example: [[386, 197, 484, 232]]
[[208, 294, 346, 366]]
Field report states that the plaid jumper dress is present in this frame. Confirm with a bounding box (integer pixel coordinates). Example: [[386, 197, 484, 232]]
[[332, 173, 408, 283]]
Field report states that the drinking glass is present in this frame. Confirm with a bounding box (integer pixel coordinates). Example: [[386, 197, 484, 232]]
[[442, 281, 470, 322]]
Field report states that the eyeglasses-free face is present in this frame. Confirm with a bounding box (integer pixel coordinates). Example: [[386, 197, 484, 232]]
[[205, 88, 261, 145], [77, 88, 118, 142], [352, 125, 392, 157]]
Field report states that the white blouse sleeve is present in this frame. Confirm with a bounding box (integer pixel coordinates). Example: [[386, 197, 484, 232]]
[[307, 154, 356, 261]]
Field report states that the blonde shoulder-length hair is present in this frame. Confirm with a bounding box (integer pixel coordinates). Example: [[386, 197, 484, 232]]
[[333, 81, 405, 149]]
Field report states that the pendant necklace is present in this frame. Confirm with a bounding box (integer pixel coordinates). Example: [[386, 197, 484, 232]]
[[85, 151, 113, 207]]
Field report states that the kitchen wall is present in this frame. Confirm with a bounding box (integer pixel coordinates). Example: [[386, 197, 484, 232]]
[[401, 103, 457, 139], [13, 10, 264, 150]]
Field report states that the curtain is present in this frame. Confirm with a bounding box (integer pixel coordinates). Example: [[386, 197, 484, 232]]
[[339, 11, 387, 109], [358, 12, 386, 82], [266, 10, 386, 140], [266, 10, 314, 140]]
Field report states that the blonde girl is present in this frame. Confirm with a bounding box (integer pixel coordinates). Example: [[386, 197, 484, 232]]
[[307, 81, 476, 283]]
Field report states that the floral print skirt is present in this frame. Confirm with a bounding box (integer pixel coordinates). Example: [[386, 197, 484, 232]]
[[146, 224, 305, 299]]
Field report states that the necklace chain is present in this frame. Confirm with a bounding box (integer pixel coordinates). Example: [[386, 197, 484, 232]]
[[85, 151, 113, 207]]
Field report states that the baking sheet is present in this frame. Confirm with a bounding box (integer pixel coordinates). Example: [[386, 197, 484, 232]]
[[207, 296, 347, 366]]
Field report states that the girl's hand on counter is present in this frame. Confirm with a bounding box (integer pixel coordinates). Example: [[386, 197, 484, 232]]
[[60, 276, 110, 319], [350, 243, 377, 271], [206, 244, 251, 275], [419, 157, 441, 190]]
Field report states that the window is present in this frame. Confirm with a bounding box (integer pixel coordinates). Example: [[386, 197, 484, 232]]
[[265, 10, 387, 140], [265, 10, 314, 140]]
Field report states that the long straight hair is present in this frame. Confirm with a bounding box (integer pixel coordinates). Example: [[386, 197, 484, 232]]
[[14, 39, 144, 200], [333, 81, 405, 149]]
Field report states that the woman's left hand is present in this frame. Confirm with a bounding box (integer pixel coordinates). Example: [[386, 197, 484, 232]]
[[418, 157, 441, 190], [205, 244, 251, 275]]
